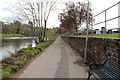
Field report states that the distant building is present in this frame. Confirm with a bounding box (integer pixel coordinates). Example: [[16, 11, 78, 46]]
[[96, 29, 101, 35], [101, 27, 106, 34]]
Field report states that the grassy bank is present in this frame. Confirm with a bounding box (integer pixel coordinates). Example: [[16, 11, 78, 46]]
[[75, 33, 120, 38], [1, 39, 56, 79], [0, 69, 1, 80], [1, 34, 25, 37]]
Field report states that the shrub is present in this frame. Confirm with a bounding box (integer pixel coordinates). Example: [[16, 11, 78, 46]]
[[10, 65, 19, 72], [2, 68, 11, 79]]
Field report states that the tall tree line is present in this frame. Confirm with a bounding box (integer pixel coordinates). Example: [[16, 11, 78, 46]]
[[2, 21, 24, 35]]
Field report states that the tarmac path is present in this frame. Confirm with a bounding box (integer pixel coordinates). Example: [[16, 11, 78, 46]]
[[17, 37, 88, 78]]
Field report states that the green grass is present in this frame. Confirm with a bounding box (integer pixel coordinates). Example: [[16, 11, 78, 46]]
[[1, 40, 54, 79], [75, 33, 120, 38], [0, 69, 2, 79], [36, 41, 52, 48], [1, 34, 25, 37]]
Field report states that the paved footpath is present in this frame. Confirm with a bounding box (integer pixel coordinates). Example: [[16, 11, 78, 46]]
[[17, 37, 88, 78]]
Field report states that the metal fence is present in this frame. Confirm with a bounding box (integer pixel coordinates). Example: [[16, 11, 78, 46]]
[[92, 1, 120, 38]]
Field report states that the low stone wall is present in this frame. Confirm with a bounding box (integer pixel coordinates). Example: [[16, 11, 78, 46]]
[[62, 37, 120, 64]]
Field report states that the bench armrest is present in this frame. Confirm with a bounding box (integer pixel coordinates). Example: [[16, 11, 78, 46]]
[[89, 56, 109, 69], [89, 62, 103, 69]]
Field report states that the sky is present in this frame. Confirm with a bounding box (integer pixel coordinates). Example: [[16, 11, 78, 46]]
[[0, 0, 120, 30]]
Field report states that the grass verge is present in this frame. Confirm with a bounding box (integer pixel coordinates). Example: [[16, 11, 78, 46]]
[[1, 34, 25, 37], [1, 39, 56, 79], [74, 33, 120, 38], [0, 69, 2, 80]]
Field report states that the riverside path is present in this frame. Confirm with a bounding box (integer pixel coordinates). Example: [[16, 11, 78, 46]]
[[15, 37, 88, 78]]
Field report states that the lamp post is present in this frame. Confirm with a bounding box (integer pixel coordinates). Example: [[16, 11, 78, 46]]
[[84, 0, 89, 63]]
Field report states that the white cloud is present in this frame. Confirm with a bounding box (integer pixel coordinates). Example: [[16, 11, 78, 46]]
[[90, 0, 119, 30], [0, 0, 119, 29], [48, 0, 120, 29], [0, 0, 17, 21]]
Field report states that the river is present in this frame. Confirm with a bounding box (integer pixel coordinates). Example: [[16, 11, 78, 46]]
[[0, 37, 36, 59]]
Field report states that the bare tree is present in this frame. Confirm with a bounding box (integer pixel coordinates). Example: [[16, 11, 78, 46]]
[[42, 0, 57, 40], [13, 0, 57, 43]]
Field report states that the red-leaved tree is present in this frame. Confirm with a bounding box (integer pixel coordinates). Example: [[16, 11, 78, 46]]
[[58, 1, 94, 34]]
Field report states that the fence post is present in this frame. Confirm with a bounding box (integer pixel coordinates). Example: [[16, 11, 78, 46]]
[[118, 1, 120, 64], [105, 10, 107, 38], [118, 2, 120, 28]]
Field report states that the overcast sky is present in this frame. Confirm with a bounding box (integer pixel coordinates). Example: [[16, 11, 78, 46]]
[[0, 0, 119, 30]]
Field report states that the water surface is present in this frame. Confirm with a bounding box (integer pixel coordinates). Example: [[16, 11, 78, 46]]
[[0, 37, 36, 59]]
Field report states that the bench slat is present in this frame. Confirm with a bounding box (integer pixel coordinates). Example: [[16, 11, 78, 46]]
[[88, 58, 120, 80], [102, 59, 120, 79], [90, 69, 111, 79]]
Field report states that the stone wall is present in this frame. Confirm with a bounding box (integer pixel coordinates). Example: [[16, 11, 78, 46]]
[[62, 37, 120, 64]]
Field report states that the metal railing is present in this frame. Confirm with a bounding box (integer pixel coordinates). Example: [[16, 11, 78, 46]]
[[92, 1, 120, 38]]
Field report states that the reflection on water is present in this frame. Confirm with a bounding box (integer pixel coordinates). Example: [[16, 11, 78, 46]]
[[0, 37, 36, 59]]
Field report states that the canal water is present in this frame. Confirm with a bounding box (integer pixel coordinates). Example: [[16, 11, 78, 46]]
[[0, 37, 36, 59]]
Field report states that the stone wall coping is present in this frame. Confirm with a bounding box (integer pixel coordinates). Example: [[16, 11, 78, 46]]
[[62, 36, 120, 40]]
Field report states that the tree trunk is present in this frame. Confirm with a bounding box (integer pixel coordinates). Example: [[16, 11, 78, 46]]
[[43, 20, 47, 41]]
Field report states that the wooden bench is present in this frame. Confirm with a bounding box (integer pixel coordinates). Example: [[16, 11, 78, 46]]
[[87, 56, 120, 80]]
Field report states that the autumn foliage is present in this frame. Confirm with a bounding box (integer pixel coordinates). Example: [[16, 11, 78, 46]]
[[58, 1, 93, 34]]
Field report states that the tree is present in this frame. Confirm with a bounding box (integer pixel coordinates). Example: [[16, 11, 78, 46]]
[[79, 22, 94, 35], [13, 0, 57, 43], [58, 26, 67, 34], [42, 0, 57, 41], [58, 1, 94, 34], [0, 21, 2, 33], [13, 20, 21, 34], [47, 28, 58, 40]]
